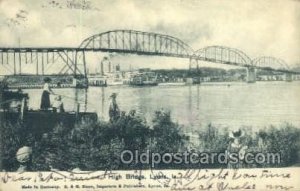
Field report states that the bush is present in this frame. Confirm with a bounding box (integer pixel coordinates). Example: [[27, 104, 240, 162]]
[[28, 109, 187, 171], [196, 123, 300, 168], [198, 123, 229, 153], [2, 109, 299, 171], [151, 110, 187, 154], [0, 120, 35, 171], [259, 124, 300, 167]]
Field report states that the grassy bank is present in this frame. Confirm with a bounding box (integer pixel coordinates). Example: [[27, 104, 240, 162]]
[[1, 110, 300, 171]]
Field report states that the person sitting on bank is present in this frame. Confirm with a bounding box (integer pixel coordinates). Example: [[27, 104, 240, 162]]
[[53, 95, 65, 113], [40, 77, 55, 110]]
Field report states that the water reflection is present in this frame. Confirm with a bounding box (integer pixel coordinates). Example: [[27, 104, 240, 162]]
[[197, 85, 200, 110], [100, 87, 105, 117]]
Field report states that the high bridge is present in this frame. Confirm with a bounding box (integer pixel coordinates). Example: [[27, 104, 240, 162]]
[[0, 29, 298, 83]]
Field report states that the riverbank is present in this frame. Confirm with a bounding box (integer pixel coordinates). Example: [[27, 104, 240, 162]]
[[1, 109, 299, 171]]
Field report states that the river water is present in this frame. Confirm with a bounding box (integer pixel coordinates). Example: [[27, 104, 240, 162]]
[[23, 81, 300, 130]]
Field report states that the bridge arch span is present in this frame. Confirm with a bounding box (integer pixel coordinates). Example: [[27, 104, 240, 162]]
[[79, 30, 194, 58], [252, 56, 290, 71], [194, 46, 252, 67]]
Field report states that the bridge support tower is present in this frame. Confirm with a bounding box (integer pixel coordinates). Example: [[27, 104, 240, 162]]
[[246, 66, 256, 83], [188, 58, 200, 84]]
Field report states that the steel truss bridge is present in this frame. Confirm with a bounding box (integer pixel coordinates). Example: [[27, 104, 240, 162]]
[[0, 30, 298, 81]]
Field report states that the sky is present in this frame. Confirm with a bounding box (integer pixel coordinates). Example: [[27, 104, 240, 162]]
[[0, 0, 299, 74]]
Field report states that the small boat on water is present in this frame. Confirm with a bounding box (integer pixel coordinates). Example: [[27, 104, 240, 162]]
[[129, 69, 158, 86], [106, 78, 124, 86], [88, 75, 107, 87], [105, 72, 128, 86], [88, 72, 126, 87]]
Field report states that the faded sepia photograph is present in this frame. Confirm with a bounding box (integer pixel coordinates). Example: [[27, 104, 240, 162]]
[[0, 0, 300, 190]]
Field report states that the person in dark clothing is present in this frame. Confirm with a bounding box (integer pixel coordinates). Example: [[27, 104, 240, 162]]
[[109, 93, 120, 122], [40, 77, 54, 110]]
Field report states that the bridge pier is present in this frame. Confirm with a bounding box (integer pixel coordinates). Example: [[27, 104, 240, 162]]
[[188, 57, 199, 71], [246, 67, 256, 83], [284, 73, 293, 82]]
